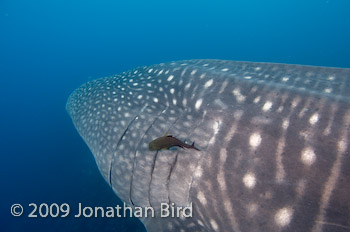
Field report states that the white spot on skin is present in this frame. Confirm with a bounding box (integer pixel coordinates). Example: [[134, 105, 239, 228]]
[[244, 76, 252, 79], [236, 95, 246, 103], [197, 191, 207, 205], [153, 97, 159, 103], [301, 147, 316, 166], [212, 120, 220, 135], [210, 219, 219, 231], [338, 140, 346, 153], [167, 75, 174, 81], [253, 96, 261, 103], [170, 88, 175, 94], [182, 98, 187, 107], [327, 75, 335, 81], [191, 69, 197, 75], [197, 220, 204, 226], [219, 148, 227, 163], [309, 113, 319, 125], [232, 88, 246, 103], [243, 172, 256, 189], [291, 97, 300, 109], [282, 77, 289, 82], [262, 101, 273, 112], [193, 166, 202, 178], [275, 207, 293, 227], [217, 170, 226, 191], [282, 119, 289, 130], [249, 132, 262, 148], [219, 80, 228, 94], [195, 99, 203, 110], [221, 68, 229, 72], [208, 120, 221, 145], [324, 88, 332, 93], [204, 79, 214, 88]]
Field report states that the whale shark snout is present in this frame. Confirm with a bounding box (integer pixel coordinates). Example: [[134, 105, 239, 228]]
[[67, 60, 350, 232]]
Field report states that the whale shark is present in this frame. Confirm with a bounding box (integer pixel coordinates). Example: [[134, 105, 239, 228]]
[[66, 60, 350, 232]]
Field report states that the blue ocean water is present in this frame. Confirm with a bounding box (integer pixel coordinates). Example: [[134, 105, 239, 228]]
[[1, 0, 349, 231]]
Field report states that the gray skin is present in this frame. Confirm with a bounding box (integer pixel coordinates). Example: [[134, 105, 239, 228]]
[[66, 60, 350, 232]]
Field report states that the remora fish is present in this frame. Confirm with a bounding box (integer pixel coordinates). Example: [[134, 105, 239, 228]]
[[66, 60, 350, 232], [149, 135, 200, 151]]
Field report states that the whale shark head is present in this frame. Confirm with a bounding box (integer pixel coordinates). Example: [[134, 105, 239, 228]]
[[66, 60, 350, 231]]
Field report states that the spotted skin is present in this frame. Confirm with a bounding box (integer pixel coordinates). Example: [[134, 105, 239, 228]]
[[66, 60, 350, 232]]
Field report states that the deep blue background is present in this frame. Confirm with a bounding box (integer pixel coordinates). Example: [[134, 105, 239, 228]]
[[1, 0, 349, 231]]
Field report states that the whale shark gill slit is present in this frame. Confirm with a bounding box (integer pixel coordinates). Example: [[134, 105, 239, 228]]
[[148, 150, 159, 208], [129, 105, 168, 206], [109, 104, 148, 188]]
